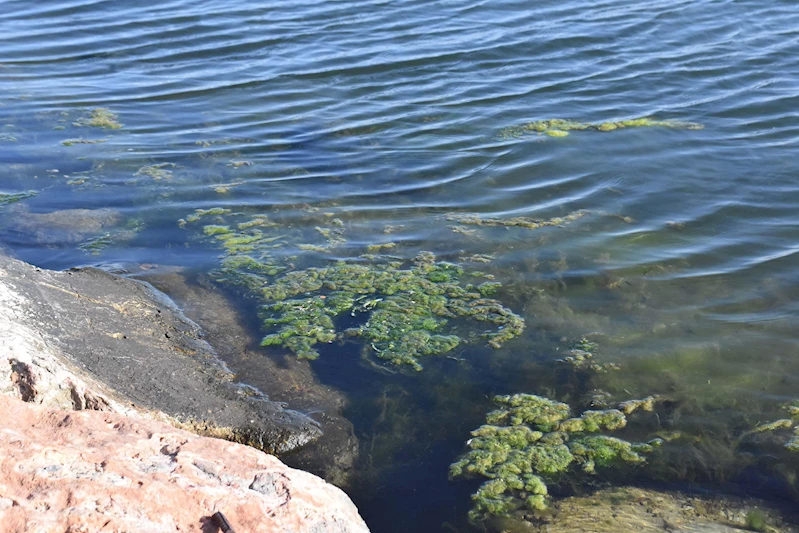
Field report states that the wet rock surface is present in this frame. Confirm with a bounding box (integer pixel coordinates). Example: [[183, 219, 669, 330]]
[[0, 395, 369, 532], [141, 269, 360, 486], [0, 253, 321, 454], [4, 205, 123, 245]]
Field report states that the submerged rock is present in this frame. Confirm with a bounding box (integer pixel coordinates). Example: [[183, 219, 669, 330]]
[[4, 205, 128, 246], [142, 269, 360, 486], [0, 395, 369, 532], [514, 486, 797, 533], [0, 253, 321, 455]]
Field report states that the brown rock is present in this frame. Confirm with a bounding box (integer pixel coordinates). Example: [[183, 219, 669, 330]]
[[0, 395, 370, 532]]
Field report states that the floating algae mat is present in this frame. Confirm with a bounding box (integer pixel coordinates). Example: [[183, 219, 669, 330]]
[[498, 117, 704, 139], [184, 210, 525, 371]]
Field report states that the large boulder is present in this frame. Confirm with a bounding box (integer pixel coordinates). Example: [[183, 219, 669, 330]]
[[0, 253, 321, 454], [0, 395, 369, 532]]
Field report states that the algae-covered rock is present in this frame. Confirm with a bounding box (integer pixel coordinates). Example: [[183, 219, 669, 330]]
[[4, 205, 143, 253], [450, 393, 664, 523]]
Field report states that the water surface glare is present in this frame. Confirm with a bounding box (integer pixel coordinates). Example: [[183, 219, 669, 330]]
[[2, 0, 799, 530]]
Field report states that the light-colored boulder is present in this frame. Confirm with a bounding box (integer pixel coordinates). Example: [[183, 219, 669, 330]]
[[0, 395, 370, 532]]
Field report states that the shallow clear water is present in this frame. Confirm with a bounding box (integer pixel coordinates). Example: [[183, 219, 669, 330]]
[[3, 0, 799, 530]]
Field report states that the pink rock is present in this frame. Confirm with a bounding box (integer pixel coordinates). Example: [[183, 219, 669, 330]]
[[0, 396, 370, 532]]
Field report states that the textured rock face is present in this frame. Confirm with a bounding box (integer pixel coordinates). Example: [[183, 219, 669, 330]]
[[0, 253, 321, 454], [0, 396, 370, 532], [143, 269, 359, 486]]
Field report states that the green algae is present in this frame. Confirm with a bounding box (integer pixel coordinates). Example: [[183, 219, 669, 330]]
[[76, 218, 144, 256], [78, 232, 114, 255], [257, 253, 524, 370], [0, 190, 37, 207], [61, 138, 107, 146], [182, 207, 232, 225], [450, 393, 662, 522], [135, 162, 176, 180], [73, 107, 122, 129], [184, 211, 525, 371], [446, 210, 588, 230], [498, 117, 703, 139]]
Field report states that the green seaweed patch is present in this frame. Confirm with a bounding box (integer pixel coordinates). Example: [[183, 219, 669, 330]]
[[61, 138, 107, 146], [258, 252, 524, 370], [450, 393, 663, 522], [184, 212, 524, 370], [78, 233, 114, 255], [446, 210, 588, 230], [135, 162, 176, 180], [0, 190, 37, 207], [498, 117, 703, 139], [183, 207, 232, 225], [73, 107, 122, 129]]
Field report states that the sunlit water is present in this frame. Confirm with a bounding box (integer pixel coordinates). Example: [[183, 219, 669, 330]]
[[2, 0, 799, 530]]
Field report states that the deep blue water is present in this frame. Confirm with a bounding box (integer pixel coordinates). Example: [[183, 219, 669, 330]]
[[2, 0, 799, 531]]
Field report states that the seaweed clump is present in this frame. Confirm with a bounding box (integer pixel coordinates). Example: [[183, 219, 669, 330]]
[[0, 190, 37, 207], [73, 107, 122, 129], [184, 210, 525, 371], [446, 210, 588, 230], [449, 393, 664, 522], [259, 251, 524, 370], [746, 401, 799, 453], [498, 117, 703, 139]]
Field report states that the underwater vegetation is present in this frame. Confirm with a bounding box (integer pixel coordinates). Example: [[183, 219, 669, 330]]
[[498, 117, 704, 140], [449, 393, 665, 523], [446, 210, 588, 230], [61, 138, 107, 147], [745, 401, 799, 453], [0, 190, 37, 207], [258, 253, 524, 370], [135, 162, 176, 180], [78, 232, 114, 255], [72, 107, 122, 129], [184, 211, 525, 371]]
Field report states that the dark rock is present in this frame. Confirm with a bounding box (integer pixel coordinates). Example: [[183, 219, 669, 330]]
[[0, 253, 321, 454]]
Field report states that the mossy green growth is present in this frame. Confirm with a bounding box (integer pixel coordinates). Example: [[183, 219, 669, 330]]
[[0, 190, 37, 207], [78, 233, 114, 255], [450, 393, 661, 523], [73, 107, 122, 129], [61, 138, 107, 146], [258, 252, 524, 370], [498, 117, 703, 139], [135, 162, 176, 180], [745, 509, 767, 532], [446, 210, 588, 230], [186, 211, 525, 371]]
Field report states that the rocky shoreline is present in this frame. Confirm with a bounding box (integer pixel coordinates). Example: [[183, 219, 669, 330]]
[[0, 252, 369, 531], [2, 249, 799, 532]]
